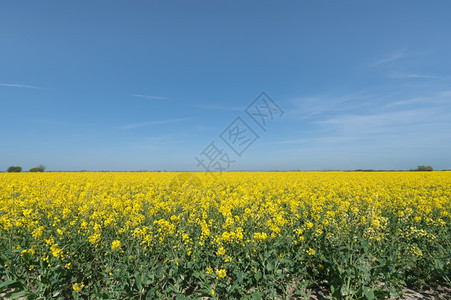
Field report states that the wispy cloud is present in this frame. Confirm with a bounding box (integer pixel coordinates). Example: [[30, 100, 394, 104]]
[[195, 125, 217, 131], [385, 89, 451, 108], [271, 138, 310, 145], [195, 104, 244, 111], [131, 94, 167, 100], [127, 134, 183, 151], [33, 119, 91, 127], [372, 50, 406, 66], [282, 88, 451, 161], [384, 97, 426, 108], [311, 97, 451, 145], [0, 82, 44, 89], [122, 118, 191, 129], [314, 108, 439, 132], [288, 93, 374, 120], [274, 106, 451, 169], [387, 73, 435, 79]]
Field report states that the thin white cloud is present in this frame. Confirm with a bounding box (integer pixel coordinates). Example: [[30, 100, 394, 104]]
[[276, 87, 451, 170], [437, 90, 451, 98], [386, 89, 451, 108], [195, 104, 244, 111], [271, 138, 309, 145], [385, 97, 425, 108], [195, 125, 217, 131], [289, 93, 374, 120], [0, 82, 43, 89], [372, 51, 406, 66], [314, 106, 451, 138], [33, 119, 91, 127], [274, 107, 451, 170], [285, 88, 451, 151], [387, 73, 435, 79], [131, 94, 167, 100], [127, 135, 183, 151], [122, 118, 191, 129]]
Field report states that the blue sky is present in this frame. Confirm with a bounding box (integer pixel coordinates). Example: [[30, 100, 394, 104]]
[[1, 1, 450, 171]]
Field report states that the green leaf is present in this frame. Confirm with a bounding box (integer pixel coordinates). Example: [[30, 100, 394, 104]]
[[363, 287, 375, 300], [145, 288, 155, 299], [254, 271, 262, 281], [4, 290, 29, 299], [266, 263, 273, 272], [175, 294, 184, 300], [236, 271, 245, 283], [0, 280, 18, 290], [248, 291, 264, 299], [389, 287, 399, 298], [434, 258, 445, 269]]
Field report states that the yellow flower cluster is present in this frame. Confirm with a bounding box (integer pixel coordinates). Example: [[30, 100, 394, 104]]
[[111, 240, 121, 251], [0, 171, 450, 297]]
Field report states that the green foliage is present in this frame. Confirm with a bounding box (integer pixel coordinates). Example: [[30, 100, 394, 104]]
[[6, 166, 22, 173], [29, 165, 46, 172], [413, 165, 433, 171]]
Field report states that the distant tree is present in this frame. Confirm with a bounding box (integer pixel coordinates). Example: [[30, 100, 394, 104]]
[[413, 165, 433, 171], [29, 165, 46, 172], [7, 166, 22, 172]]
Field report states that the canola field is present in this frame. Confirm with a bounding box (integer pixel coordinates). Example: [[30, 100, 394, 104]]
[[0, 172, 450, 299]]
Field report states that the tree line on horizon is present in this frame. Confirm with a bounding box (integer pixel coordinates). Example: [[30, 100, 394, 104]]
[[5, 165, 46, 173], [2, 165, 436, 173]]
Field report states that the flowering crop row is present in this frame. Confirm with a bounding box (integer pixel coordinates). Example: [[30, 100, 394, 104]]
[[0, 172, 450, 299]]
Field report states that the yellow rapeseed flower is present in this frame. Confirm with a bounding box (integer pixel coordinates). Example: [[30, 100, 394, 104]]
[[111, 240, 121, 251], [306, 248, 315, 256], [216, 269, 227, 279], [217, 247, 226, 256], [72, 282, 84, 291]]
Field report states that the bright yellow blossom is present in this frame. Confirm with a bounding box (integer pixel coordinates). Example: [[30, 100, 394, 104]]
[[216, 269, 227, 279], [111, 240, 121, 251]]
